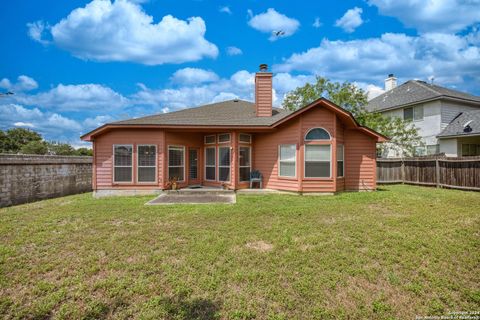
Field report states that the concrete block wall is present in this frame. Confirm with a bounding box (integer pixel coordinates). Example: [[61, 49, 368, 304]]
[[0, 154, 92, 207]]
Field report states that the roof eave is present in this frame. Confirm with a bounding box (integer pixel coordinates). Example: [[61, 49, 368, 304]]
[[369, 95, 480, 113], [437, 132, 480, 139]]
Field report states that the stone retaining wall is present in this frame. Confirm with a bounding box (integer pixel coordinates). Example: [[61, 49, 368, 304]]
[[0, 154, 92, 207]]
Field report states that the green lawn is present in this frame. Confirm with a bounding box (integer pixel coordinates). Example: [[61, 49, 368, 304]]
[[0, 186, 479, 319]]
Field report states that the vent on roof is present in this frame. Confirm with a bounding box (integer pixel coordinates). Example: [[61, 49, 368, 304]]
[[233, 98, 239, 102], [464, 120, 473, 133]]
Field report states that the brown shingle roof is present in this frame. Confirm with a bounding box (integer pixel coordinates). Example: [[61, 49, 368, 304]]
[[112, 99, 292, 126]]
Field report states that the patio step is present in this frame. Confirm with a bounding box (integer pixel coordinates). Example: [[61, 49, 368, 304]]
[[164, 188, 234, 195]]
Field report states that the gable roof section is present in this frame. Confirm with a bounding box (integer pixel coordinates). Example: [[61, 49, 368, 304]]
[[81, 98, 387, 142], [437, 110, 480, 138], [365, 80, 480, 112]]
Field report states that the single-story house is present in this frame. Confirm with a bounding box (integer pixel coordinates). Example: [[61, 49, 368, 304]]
[[81, 65, 387, 195], [437, 110, 480, 156]]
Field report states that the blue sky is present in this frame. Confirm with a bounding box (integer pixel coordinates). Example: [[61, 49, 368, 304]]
[[1, 0, 479, 146]]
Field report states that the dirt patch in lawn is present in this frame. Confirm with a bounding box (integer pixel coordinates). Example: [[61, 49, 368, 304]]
[[245, 241, 273, 252]]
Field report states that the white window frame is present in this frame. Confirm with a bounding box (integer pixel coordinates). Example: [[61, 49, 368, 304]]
[[168, 145, 185, 182], [136, 144, 157, 183], [204, 146, 216, 181], [217, 146, 231, 182], [239, 133, 252, 144], [304, 127, 331, 141], [404, 105, 424, 122], [218, 133, 231, 144], [113, 144, 133, 183], [413, 105, 424, 121], [337, 144, 344, 178], [239, 145, 251, 182], [304, 144, 332, 179], [204, 135, 216, 145], [278, 144, 297, 178]]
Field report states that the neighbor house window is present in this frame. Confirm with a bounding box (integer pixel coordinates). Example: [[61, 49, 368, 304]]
[[205, 147, 216, 180], [218, 146, 230, 181], [305, 145, 331, 178], [205, 135, 216, 144], [462, 144, 480, 156], [239, 146, 251, 182], [168, 146, 184, 181], [137, 145, 156, 183], [404, 105, 423, 121], [113, 145, 133, 183], [426, 144, 440, 155], [337, 144, 344, 177], [218, 133, 230, 143], [239, 133, 252, 143], [279, 144, 296, 177], [305, 128, 331, 140]]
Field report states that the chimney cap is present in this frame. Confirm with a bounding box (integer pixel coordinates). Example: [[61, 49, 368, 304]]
[[388, 73, 395, 78], [259, 64, 268, 72]]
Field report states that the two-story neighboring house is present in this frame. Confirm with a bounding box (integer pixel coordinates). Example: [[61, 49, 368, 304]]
[[365, 75, 480, 157]]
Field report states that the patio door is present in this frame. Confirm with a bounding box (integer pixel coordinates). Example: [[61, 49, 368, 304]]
[[188, 148, 200, 185]]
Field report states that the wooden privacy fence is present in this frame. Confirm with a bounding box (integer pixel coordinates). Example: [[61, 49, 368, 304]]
[[377, 156, 480, 191]]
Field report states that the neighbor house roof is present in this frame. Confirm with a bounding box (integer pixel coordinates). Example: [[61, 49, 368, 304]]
[[365, 80, 480, 112], [112, 100, 292, 126], [81, 98, 388, 142], [437, 110, 480, 138]]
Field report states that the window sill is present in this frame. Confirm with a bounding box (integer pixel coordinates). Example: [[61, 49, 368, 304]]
[[278, 176, 297, 180]]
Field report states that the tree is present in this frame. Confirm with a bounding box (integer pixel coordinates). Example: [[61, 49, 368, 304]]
[[3, 128, 42, 153], [0, 130, 7, 153], [47, 141, 76, 155], [20, 140, 48, 155], [75, 147, 93, 156], [283, 76, 367, 114], [282, 76, 423, 157]]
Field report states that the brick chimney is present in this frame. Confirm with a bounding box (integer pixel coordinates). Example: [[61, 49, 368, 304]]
[[255, 64, 273, 117]]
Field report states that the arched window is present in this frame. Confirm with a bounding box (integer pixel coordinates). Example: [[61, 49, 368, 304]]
[[305, 128, 331, 141], [304, 128, 331, 178]]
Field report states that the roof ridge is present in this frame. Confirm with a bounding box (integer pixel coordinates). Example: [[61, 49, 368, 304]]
[[411, 80, 442, 96]]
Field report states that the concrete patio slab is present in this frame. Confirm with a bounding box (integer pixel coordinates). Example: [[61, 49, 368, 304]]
[[146, 193, 236, 205]]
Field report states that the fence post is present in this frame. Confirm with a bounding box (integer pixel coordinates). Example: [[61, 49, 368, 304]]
[[401, 159, 405, 183], [435, 158, 440, 188]]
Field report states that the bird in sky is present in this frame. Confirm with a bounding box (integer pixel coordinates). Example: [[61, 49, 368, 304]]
[[272, 30, 285, 37]]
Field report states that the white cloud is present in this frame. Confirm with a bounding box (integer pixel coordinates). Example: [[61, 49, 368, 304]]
[[26, 20, 50, 45], [368, 0, 480, 33], [219, 6, 232, 15], [226, 46, 243, 56], [335, 7, 363, 33], [131, 70, 256, 110], [0, 75, 38, 92], [0, 104, 82, 141], [83, 115, 115, 128], [171, 68, 219, 85], [248, 8, 300, 41], [313, 17, 322, 28], [29, 0, 218, 65], [14, 122, 35, 128], [15, 83, 128, 111], [274, 31, 480, 91], [273, 73, 315, 95]]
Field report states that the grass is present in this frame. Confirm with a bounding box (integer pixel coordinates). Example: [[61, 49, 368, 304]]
[[0, 185, 479, 319]]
